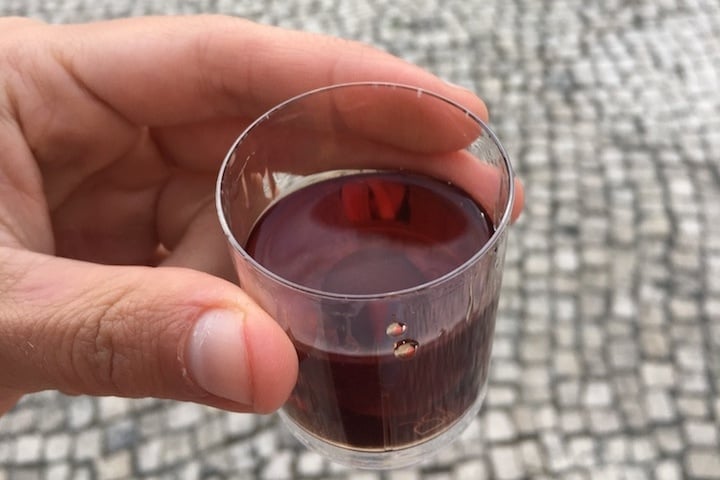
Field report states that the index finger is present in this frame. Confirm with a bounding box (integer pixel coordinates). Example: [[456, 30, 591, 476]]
[[55, 15, 488, 128]]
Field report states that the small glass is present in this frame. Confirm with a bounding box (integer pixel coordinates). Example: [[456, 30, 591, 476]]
[[216, 82, 515, 469]]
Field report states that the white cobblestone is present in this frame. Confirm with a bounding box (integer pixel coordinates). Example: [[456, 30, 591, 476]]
[[96, 450, 132, 480], [44, 433, 72, 462], [641, 362, 677, 388], [685, 451, 720, 479], [655, 460, 683, 480], [165, 402, 205, 430], [261, 450, 294, 480], [45, 463, 72, 480], [490, 446, 524, 480], [296, 450, 325, 477], [645, 390, 677, 422], [15, 435, 42, 464], [453, 459, 488, 480], [73, 428, 101, 461], [485, 409, 517, 442], [583, 381, 613, 407], [684, 420, 719, 447], [98, 397, 131, 421]]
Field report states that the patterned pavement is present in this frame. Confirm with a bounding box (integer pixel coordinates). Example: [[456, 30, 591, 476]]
[[0, 0, 719, 478]]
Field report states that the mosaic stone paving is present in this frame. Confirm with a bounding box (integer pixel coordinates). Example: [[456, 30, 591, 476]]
[[0, 0, 718, 478]]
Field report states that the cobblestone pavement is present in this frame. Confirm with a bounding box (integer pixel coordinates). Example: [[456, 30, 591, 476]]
[[1, 0, 719, 479]]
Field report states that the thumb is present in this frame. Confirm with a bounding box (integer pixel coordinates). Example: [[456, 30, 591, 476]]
[[0, 248, 298, 414]]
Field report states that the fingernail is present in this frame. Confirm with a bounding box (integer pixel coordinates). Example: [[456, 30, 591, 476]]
[[187, 309, 252, 406]]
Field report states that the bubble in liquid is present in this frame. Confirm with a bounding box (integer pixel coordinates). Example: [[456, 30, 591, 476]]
[[394, 339, 419, 359], [386, 322, 407, 337]]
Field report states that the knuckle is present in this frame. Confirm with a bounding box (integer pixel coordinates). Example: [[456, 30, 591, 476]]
[[60, 281, 144, 396]]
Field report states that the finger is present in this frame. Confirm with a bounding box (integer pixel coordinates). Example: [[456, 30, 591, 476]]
[[220, 128, 524, 225], [160, 202, 238, 283], [150, 86, 482, 172], [55, 15, 487, 135], [0, 248, 297, 414]]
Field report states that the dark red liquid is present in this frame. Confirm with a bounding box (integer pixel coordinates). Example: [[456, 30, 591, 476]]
[[246, 171, 497, 450]]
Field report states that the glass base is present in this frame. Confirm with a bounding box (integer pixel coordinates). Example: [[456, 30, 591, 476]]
[[278, 384, 488, 470]]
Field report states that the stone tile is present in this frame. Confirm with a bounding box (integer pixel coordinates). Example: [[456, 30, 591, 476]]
[[252, 429, 278, 459], [516, 441, 543, 476], [260, 450, 294, 480], [37, 405, 66, 434], [15, 435, 42, 464], [178, 461, 201, 480], [1, 408, 34, 437], [0, 439, 12, 464], [541, 432, 572, 473], [136, 437, 164, 473], [195, 415, 225, 451], [453, 459, 488, 480], [679, 371, 711, 394], [560, 410, 586, 434], [45, 463, 72, 480], [654, 460, 683, 480], [226, 439, 256, 472], [683, 420, 719, 447], [137, 411, 164, 437], [676, 344, 707, 371], [490, 445, 524, 480], [631, 436, 658, 463], [96, 450, 132, 480], [73, 429, 101, 461], [639, 330, 671, 358], [607, 340, 639, 370], [645, 389, 677, 423], [387, 471, 422, 480], [225, 413, 258, 438], [568, 436, 597, 467], [582, 381, 613, 407], [297, 450, 325, 477], [72, 466, 93, 480], [43, 433, 72, 462], [685, 450, 720, 479], [98, 397, 131, 422], [511, 406, 536, 435], [653, 425, 684, 455], [104, 419, 137, 453], [486, 386, 518, 407], [640, 362, 677, 388], [556, 380, 582, 407], [484, 410, 517, 442], [162, 432, 193, 466], [588, 409, 622, 434], [553, 350, 582, 377], [601, 436, 629, 464], [67, 397, 95, 430], [165, 402, 205, 430]]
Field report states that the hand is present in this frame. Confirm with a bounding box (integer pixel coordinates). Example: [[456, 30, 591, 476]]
[[0, 14, 523, 416]]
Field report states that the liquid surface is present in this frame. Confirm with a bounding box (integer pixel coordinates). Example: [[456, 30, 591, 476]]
[[245, 171, 496, 450], [246, 171, 492, 294]]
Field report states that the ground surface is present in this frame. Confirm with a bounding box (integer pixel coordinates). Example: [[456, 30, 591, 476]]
[[0, 0, 719, 479]]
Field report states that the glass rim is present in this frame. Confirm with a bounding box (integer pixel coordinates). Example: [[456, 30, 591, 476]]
[[216, 81, 516, 300]]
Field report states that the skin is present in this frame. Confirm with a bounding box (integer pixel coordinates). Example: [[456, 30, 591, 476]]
[[0, 15, 524, 417]]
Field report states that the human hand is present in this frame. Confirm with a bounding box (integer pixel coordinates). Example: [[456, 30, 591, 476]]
[[0, 15, 523, 416]]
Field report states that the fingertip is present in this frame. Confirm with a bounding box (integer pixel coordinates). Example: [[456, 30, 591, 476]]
[[243, 308, 299, 414], [441, 82, 490, 123], [511, 177, 525, 222]]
